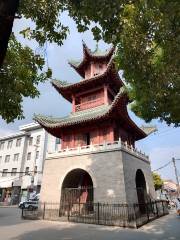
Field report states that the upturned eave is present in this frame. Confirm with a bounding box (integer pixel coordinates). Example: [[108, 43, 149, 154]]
[[68, 42, 115, 78], [34, 89, 146, 140], [52, 57, 123, 102]]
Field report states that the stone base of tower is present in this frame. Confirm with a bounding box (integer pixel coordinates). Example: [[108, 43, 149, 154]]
[[40, 143, 156, 204]]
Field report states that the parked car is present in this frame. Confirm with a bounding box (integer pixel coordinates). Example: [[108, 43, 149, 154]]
[[18, 193, 40, 210]]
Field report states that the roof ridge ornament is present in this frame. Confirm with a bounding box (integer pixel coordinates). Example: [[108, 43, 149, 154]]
[[82, 40, 91, 55], [94, 41, 99, 53], [68, 42, 116, 78]]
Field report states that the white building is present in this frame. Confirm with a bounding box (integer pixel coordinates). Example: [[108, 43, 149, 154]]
[[0, 123, 59, 204]]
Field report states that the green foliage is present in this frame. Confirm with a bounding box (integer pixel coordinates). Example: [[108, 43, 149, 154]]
[[19, 0, 69, 46], [2, 1, 179, 124], [65, 0, 180, 126], [0, 34, 52, 123], [152, 172, 164, 190]]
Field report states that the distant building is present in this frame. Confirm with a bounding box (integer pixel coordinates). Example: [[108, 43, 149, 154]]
[[163, 179, 178, 199], [163, 179, 177, 192], [156, 179, 178, 200], [0, 123, 59, 204], [34, 43, 156, 210]]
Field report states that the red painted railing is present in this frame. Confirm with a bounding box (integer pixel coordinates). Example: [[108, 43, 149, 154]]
[[75, 98, 104, 111]]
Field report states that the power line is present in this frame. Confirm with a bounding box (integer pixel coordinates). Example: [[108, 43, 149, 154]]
[[0, 174, 27, 184], [153, 158, 180, 197], [0, 171, 42, 174], [0, 171, 33, 174], [152, 160, 172, 172], [0, 171, 42, 184]]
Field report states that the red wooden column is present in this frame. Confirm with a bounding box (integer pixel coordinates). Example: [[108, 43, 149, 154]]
[[109, 126, 114, 142], [72, 95, 76, 113], [104, 84, 108, 104], [72, 132, 75, 148], [61, 133, 64, 149], [91, 61, 94, 77]]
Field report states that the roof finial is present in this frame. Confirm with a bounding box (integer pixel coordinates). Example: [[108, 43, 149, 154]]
[[95, 41, 99, 52]]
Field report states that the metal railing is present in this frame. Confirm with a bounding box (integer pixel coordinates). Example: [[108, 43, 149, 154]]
[[21, 200, 168, 228]]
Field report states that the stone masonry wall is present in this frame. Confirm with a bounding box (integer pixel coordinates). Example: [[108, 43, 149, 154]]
[[40, 149, 155, 204], [122, 151, 156, 204], [40, 150, 126, 203]]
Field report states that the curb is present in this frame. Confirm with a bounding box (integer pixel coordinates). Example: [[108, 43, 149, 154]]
[[0, 205, 18, 208]]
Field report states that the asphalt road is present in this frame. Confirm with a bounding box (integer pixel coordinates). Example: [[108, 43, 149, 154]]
[[0, 207, 180, 240]]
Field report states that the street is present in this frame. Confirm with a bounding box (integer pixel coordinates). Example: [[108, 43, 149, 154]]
[[0, 207, 179, 240]]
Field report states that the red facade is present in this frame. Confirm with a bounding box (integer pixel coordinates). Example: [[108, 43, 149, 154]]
[[35, 43, 147, 149]]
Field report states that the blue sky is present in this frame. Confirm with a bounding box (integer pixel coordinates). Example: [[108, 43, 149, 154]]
[[0, 13, 180, 181]]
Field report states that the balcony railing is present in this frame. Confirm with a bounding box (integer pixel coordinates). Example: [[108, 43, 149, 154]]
[[75, 98, 104, 111], [47, 139, 149, 162]]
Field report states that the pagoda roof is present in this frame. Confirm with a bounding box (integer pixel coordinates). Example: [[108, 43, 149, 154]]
[[52, 57, 123, 102], [34, 89, 146, 141], [69, 42, 115, 77], [141, 125, 157, 135]]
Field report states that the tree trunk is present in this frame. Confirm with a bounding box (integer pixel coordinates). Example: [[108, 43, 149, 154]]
[[0, 0, 19, 67]]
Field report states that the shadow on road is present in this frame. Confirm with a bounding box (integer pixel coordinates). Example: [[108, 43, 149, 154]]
[[10, 212, 180, 240], [0, 207, 33, 227]]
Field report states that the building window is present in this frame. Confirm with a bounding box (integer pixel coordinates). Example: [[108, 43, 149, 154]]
[[5, 155, 10, 163], [25, 167, 29, 175], [16, 138, 21, 147], [36, 135, 41, 145], [27, 152, 31, 161], [56, 138, 61, 144], [14, 153, 19, 162], [28, 137, 33, 146], [0, 156, 2, 163], [2, 169, 8, 177], [55, 138, 61, 151], [34, 166, 37, 174], [0, 141, 5, 150], [7, 140, 13, 149], [35, 151, 39, 159], [11, 168, 17, 176]]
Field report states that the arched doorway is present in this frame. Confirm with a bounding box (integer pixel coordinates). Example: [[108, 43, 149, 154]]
[[136, 169, 147, 213], [60, 169, 93, 214]]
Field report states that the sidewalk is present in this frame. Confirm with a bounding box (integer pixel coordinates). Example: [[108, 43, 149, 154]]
[[0, 203, 17, 208]]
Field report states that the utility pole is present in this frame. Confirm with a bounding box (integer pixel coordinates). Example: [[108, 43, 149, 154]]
[[172, 157, 180, 197]]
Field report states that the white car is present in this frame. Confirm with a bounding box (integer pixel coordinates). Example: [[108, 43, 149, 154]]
[[19, 193, 40, 210]]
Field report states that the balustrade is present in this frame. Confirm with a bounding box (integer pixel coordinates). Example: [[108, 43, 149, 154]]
[[48, 139, 149, 161], [75, 98, 104, 111]]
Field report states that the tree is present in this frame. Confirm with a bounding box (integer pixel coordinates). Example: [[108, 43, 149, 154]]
[[0, 34, 51, 123], [152, 172, 163, 191], [0, 0, 19, 67], [1, 1, 179, 124], [65, 0, 180, 126]]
